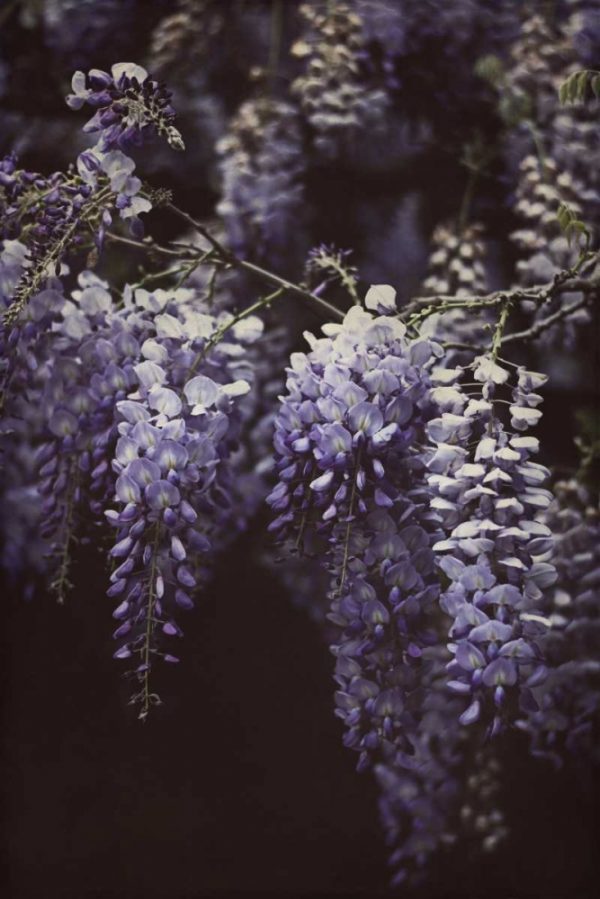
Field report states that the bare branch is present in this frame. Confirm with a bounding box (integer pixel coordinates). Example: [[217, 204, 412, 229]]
[[501, 294, 591, 346], [443, 291, 595, 353], [165, 203, 235, 259], [105, 231, 191, 259], [163, 202, 345, 321], [403, 270, 599, 320]]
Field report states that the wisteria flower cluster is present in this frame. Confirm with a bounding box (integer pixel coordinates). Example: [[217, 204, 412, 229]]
[[2, 241, 266, 715], [1, 3, 599, 893], [291, 2, 389, 158], [216, 98, 306, 268], [518, 477, 600, 763], [66, 62, 184, 153], [268, 290, 443, 764], [103, 290, 261, 716], [426, 357, 555, 733], [419, 221, 492, 352], [0, 59, 187, 332]]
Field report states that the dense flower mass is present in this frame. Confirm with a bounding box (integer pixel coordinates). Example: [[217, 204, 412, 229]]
[[1, 254, 266, 711], [1, 3, 599, 893], [216, 98, 307, 267], [267, 289, 463, 880], [291, 2, 389, 157], [268, 287, 437, 544], [426, 356, 556, 734], [518, 477, 600, 763], [66, 62, 184, 152], [103, 285, 263, 716]]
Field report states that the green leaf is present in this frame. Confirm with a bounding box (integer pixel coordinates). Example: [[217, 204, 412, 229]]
[[475, 54, 505, 87], [576, 70, 589, 101], [558, 69, 600, 105], [556, 202, 592, 250]]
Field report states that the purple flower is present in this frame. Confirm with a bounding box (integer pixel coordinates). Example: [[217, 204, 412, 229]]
[[269, 288, 446, 781], [66, 63, 184, 153], [427, 355, 555, 735]]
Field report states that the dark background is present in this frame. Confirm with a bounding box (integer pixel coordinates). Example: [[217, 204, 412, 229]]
[[1, 2, 599, 897], [2, 509, 599, 899]]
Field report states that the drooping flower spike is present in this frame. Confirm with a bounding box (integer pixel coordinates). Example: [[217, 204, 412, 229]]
[[66, 62, 184, 152], [268, 286, 447, 771], [102, 284, 264, 717], [518, 477, 600, 764], [426, 356, 556, 736]]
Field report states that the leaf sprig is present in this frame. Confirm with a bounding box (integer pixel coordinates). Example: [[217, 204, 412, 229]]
[[559, 69, 600, 105], [556, 201, 592, 251]]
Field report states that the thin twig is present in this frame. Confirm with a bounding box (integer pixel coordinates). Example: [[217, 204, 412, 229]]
[[443, 290, 595, 352], [197, 286, 286, 366], [164, 204, 234, 258], [239, 258, 344, 321], [105, 231, 189, 259], [501, 294, 591, 346], [164, 202, 345, 321], [403, 271, 599, 319], [492, 299, 514, 359]]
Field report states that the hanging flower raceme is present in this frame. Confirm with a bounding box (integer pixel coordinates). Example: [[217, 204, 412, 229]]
[[216, 97, 307, 268], [268, 286, 446, 771], [0, 244, 71, 572], [418, 220, 492, 354], [0, 244, 62, 592], [502, 12, 599, 353], [426, 355, 556, 735], [268, 285, 437, 551], [328, 503, 442, 773], [511, 154, 589, 288], [291, 2, 389, 158], [503, 12, 566, 138], [421, 222, 489, 301], [26, 273, 137, 600], [517, 478, 600, 764], [502, 6, 599, 227], [150, 0, 224, 77], [374, 649, 466, 886], [66, 61, 185, 152], [510, 155, 595, 353], [104, 285, 263, 718]]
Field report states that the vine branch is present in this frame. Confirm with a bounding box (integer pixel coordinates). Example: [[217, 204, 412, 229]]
[[163, 202, 345, 320]]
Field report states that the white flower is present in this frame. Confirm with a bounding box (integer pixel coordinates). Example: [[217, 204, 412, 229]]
[[364, 283, 397, 313]]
